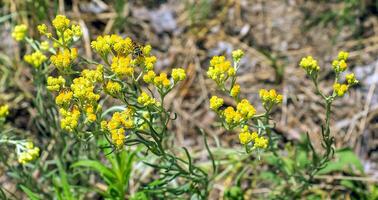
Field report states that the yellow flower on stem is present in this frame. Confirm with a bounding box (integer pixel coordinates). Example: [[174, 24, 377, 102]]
[[12, 24, 27, 41]]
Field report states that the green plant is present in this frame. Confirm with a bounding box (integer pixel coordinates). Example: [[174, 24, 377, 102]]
[[207, 49, 359, 199]]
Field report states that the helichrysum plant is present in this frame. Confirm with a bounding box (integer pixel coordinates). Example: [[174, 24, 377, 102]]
[[13, 15, 213, 199], [208, 49, 358, 198]]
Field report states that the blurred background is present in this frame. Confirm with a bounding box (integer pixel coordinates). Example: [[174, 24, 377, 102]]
[[0, 0, 378, 199]]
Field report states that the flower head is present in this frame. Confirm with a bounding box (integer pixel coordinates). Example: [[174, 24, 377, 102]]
[[232, 49, 244, 63], [105, 81, 122, 96], [138, 92, 159, 107], [299, 56, 320, 74], [12, 24, 27, 41], [230, 84, 240, 98], [345, 73, 358, 86], [0, 105, 9, 119], [259, 89, 283, 107], [333, 83, 348, 97], [47, 76, 66, 91], [24, 51, 47, 68], [111, 56, 133, 78], [52, 15, 70, 32], [254, 137, 268, 149], [236, 99, 255, 120], [209, 96, 224, 111], [143, 70, 156, 84], [207, 56, 234, 85], [172, 68, 186, 83]]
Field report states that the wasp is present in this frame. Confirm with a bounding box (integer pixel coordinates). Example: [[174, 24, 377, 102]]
[[131, 41, 144, 59]]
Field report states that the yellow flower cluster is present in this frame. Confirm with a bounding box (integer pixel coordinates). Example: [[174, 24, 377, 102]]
[[82, 65, 104, 83], [24, 51, 47, 68], [18, 142, 40, 165], [143, 70, 156, 83], [238, 126, 267, 149], [55, 90, 73, 107], [230, 84, 240, 98], [0, 104, 9, 119], [236, 99, 256, 120], [52, 15, 70, 32], [71, 77, 100, 104], [40, 41, 50, 51], [91, 35, 130, 56], [153, 73, 171, 89], [207, 56, 235, 85], [238, 126, 258, 145], [50, 48, 78, 72], [172, 68, 186, 83], [259, 89, 283, 107], [47, 76, 65, 91], [346, 73, 358, 85], [144, 56, 157, 70], [105, 81, 122, 96], [85, 105, 97, 123], [111, 56, 133, 77], [254, 136, 268, 149], [60, 107, 81, 132], [332, 51, 349, 73], [38, 15, 82, 45], [299, 56, 320, 73], [232, 49, 244, 63], [138, 92, 159, 107], [209, 96, 224, 111], [12, 24, 27, 41], [223, 99, 255, 125], [333, 83, 348, 97], [102, 108, 134, 148]]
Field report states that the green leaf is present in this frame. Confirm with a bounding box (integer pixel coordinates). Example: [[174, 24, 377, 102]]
[[71, 160, 117, 182], [317, 148, 363, 175], [57, 159, 74, 200], [20, 185, 41, 200]]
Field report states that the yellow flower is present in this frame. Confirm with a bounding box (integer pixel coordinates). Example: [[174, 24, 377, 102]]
[[55, 90, 73, 107], [299, 56, 319, 73], [207, 56, 234, 85], [238, 126, 253, 145], [259, 89, 283, 106], [232, 49, 244, 63], [345, 73, 358, 85], [105, 81, 122, 96], [236, 99, 255, 120], [40, 41, 49, 51], [143, 44, 152, 55], [172, 68, 186, 83], [50, 48, 76, 71], [138, 92, 158, 106], [153, 73, 171, 88], [52, 15, 70, 32], [60, 107, 80, 132], [47, 76, 66, 91], [337, 51, 349, 61], [85, 105, 97, 123], [0, 105, 9, 118], [18, 142, 40, 165], [106, 109, 134, 131], [24, 51, 47, 68], [111, 128, 125, 148], [333, 83, 348, 97], [111, 56, 134, 77], [209, 96, 224, 111], [71, 24, 82, 37], [71, 77, 100, 103], [254, 137, 268, 149], [12, 24, 27, 41], [143, 70, 156, 84], [37, 24, 48, 35], [144, 56, 157, 70], [230, 84, 240, 98], [82, 65, 104, 83], [113, 37, 133, 55], [223, 106, 242, 124], [91, 35, 112, 55]]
